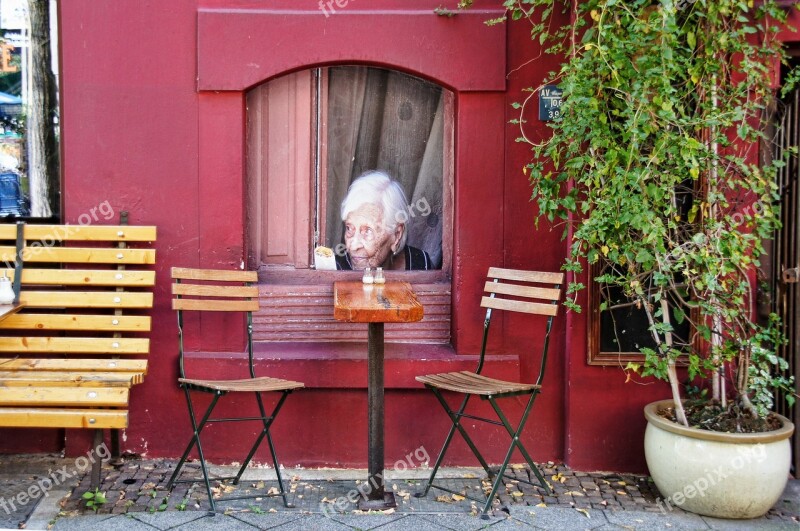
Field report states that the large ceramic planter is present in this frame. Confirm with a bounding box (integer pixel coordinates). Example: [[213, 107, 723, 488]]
[[644, 399, 794, 519]]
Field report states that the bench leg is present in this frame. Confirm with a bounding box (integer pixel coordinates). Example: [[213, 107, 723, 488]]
[[90, 429, 103, 489], [110, 429, 124, 466]]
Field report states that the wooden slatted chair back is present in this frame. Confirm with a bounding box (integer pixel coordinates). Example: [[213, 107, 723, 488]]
[[0, 223, 157, 429], [481, 267, 564, 316], [170, 267, 260, 380], [477, 267, 564, 386], [171, 268, 259, 312]]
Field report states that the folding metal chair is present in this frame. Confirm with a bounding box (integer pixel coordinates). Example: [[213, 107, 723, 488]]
[[415, 267, 563, 519], [166, 267, 304, 512]]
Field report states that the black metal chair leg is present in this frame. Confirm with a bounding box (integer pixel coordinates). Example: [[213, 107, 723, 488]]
[[167, 387, 207, 488], [231, 391, 289, 483], [167, 390, 222, 513], [431, 387, 493, 474], [416, 394, 471, 498], [477, 394, 540, 519], [266, 427, 294, 508], [489, 392, 550, 494]]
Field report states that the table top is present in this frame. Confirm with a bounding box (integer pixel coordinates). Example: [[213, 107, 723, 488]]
[[333, 281, 423, 323], [0, 302, 24, 322]]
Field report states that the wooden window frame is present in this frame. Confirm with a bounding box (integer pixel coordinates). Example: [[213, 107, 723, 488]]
[[587, 262, 695, 366], [245, 66, 455, 344]]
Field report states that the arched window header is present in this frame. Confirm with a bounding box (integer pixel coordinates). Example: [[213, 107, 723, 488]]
[[197, 9, 507, 92]]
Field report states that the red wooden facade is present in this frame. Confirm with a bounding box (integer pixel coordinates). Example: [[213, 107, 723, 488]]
[[1, 0, 798, 474]]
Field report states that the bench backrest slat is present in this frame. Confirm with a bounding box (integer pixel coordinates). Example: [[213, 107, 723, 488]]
[[0, 246, 156, 264], [0, 357, 148, 373], [0, 314, 151, 332], [0, 337, 150, 354], [0, 224, 156, 241], [0, 387, 130, 407], [20, 291, 154, 308], [3, 269, 156, 286]]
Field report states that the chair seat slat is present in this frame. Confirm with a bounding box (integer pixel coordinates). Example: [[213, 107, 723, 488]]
[[179, 376, 304, 392], [416, 371, 540, 396]]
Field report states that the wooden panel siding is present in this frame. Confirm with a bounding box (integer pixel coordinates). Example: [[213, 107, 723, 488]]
[[254, 283, 450, 344]]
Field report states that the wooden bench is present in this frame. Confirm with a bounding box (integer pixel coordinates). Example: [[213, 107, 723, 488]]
[[0, 222, 156, 486]]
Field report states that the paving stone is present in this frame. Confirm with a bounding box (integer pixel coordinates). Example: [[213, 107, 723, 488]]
[[507, 506, 608, 530], [605, 508, 707, 530]]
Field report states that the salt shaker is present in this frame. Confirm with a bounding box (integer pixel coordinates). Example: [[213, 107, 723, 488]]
[[374, 267, 385, 284], [362, 267, 374, 284], [0, 272, 14, 304]]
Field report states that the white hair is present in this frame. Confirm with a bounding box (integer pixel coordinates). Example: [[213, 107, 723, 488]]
[[340, 171, 409, 252]]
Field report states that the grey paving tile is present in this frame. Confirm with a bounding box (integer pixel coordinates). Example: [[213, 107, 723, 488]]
[[272, 514, 355, 529], [330, 513, 407, 530], [702, 515, 800, 530], [229, 512, 307, 530], [604, 508, 710, 530], [418, 514, 500, 530], [355, 515, 421, 530], [506, 506, 609, 530], [171, 513, 260, 529], [51, 513, 118, 530], [129, 510, 209, 529], [51, 514, 151, 530]]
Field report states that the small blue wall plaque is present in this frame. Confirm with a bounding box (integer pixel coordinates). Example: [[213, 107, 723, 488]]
[[539, 85, 563, 121]]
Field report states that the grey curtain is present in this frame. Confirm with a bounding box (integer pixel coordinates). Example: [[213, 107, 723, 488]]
[[324, 67, 444, 268]]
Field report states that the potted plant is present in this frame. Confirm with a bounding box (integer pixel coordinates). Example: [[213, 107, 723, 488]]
[[458, 0, 798, 519]]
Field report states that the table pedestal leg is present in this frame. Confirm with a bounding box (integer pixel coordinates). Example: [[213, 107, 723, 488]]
[[359, 321, 397, 510]]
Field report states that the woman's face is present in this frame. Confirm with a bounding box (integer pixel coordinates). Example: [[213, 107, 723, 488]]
[[344, 203, 402, 270]]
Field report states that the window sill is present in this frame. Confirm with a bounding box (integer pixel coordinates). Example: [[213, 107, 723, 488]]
[[184, 342, 519, 389]]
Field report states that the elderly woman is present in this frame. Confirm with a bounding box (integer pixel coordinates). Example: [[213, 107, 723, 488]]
[[335, 171, 432, 270]]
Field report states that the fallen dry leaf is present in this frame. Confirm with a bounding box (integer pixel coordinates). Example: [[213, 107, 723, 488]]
[[536, 502, 547, 508], [511, 491, 524, 498], [575, 508, 591, 518], [452, 494, 465, 501], [563, 491, 585, 496]]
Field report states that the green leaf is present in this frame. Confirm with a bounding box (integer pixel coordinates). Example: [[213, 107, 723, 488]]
[[687, 31, 696, 50]]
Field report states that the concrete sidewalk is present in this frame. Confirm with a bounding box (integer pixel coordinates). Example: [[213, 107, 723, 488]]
[[1, 455, 798, 530]]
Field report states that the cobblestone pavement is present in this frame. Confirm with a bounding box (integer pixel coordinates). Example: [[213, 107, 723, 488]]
[[50, 457, 799, 526]]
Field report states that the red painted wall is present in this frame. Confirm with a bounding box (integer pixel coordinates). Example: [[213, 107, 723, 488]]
[[2, 0, 791, 475]]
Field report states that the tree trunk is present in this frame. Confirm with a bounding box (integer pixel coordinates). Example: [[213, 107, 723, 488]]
[[27, 0, 59, 218]]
